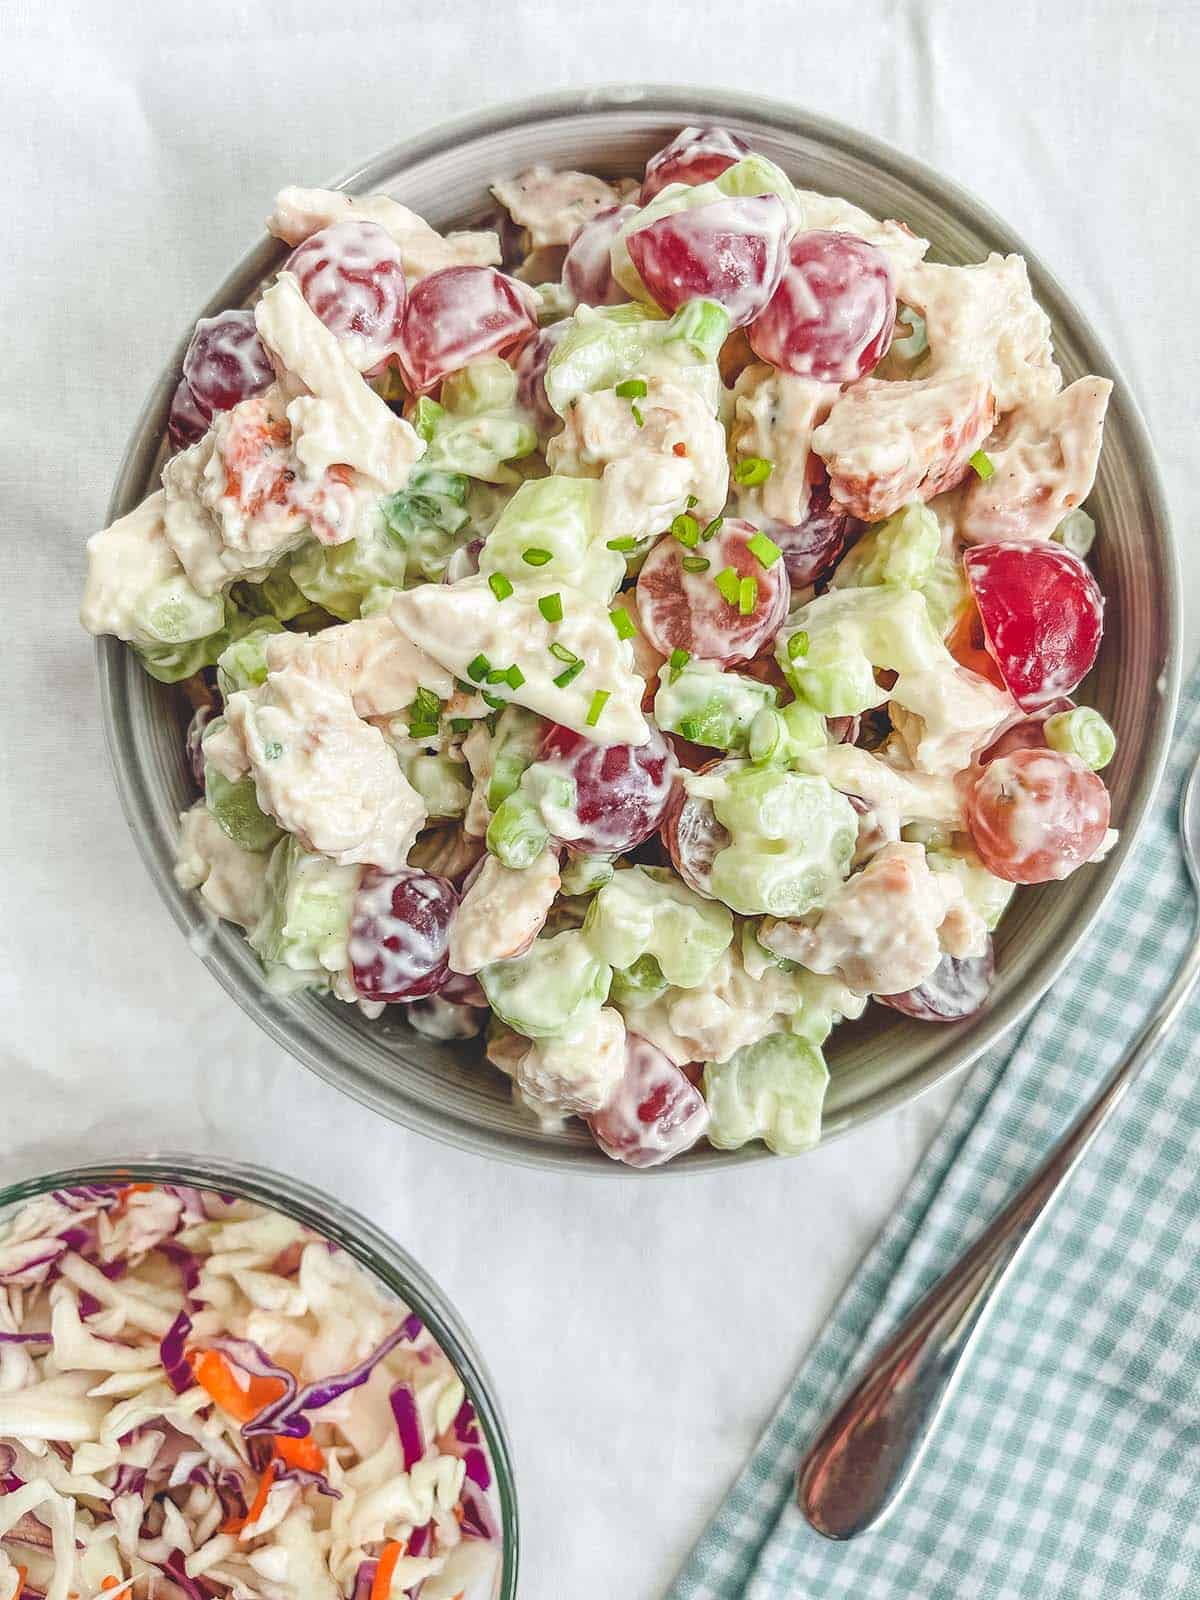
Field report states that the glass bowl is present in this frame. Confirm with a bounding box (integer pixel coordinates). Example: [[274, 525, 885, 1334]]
[[94, 87, 1180, 1172], [0, 1154, 519, 1597]]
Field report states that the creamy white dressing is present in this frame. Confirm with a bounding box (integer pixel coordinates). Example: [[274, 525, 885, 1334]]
[[793, 189, 930, 277], [729, 363, 839, 527], [80, 491, 223, 647], [389, 576, 649, 745], [491, 165, 624, 250], [448, 849, 561, 974], [516, 1005, 627, 1116], [267, 186, 501, 280], [264, 614, 455, 719], [174, 802, 270, 929]]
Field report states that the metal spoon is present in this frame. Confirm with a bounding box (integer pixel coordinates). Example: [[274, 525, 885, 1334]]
[[797, 753, 1200, 1541]]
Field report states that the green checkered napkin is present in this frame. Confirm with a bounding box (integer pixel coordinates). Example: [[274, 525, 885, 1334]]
[[669, 668, 1200, 1600]]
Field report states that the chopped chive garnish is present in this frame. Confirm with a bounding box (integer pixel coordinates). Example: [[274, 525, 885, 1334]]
[[609, 607, 636, 640], [746, 531, 782, 569], [486, 666, 509, 684], [488, 572, 514, 601], [466, 653, 492, 683], [686, 494, 698, 509], [738, 576, 758, 615], [505, 664, 526, 689], [549, 642, 579, 665], [615, 378, 648, 400], [606, 536, 638, 552], [455, 678, 475, 696], [631, 403, 644, 427], [733, 455, 774, 486], [586, 689, 611, 726], [407, 688, 442, 739], [671, 513, 701, 548], [701, 515, 724, 542], [554, 659, 586, 688], [681, 555, 710, 573], [668, 647, 690, 683], [522, 547, 553, 567], [449, 717, 472, 734], [714, 566, 741, 606], [538, 592, 564, 623], [969, 449, 995, 481], [481, 690, 507, 709], [787, 630, 810, 661]]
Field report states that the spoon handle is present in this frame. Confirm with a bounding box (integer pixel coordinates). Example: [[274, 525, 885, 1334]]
[[797, 941, 1200, 1541]]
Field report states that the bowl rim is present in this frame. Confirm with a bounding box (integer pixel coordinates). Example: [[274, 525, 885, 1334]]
[[95, 84, 1182, 1174], [0, 1153, 520, 1595]]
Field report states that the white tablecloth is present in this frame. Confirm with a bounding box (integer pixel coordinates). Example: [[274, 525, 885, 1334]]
[[2, 2, 1196, 1593]]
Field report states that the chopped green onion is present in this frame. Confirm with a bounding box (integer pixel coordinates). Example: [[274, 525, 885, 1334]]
[[668, 647, 690, 683], [505, 664, 526, 690], [455, 679, 475, 696], [746, 531, 782, 569], [449, 717, 472, 735], [738, 576, 758, 615], [609, 607, 636, 640], [412, 396, 445, 443], [407, 687, 443, 737], [631, 403, 644, 427], [522, 547, 553, 567], [786, 630, 810, 662], [701, 516, 724, 542], [681, 555, 710, 574], [969, 449, 995, 481], [733, 455, 774, 487], [488, 572, 514, 601], [485, 666, 509, 684], [671, 513, 701, 548], [263, 741, 283, 761], [554, 659, 586, 688], [714, 566, 741, 606], [549, 642, 579, 665], [586, 689, 611, 727], [606, 536, 638, 552], [481, 690, 507, 709], [538, 592, 564, 623], [466, 653, 492, 683], [686, 494, 698, 509], [614, 378, 648, 400]]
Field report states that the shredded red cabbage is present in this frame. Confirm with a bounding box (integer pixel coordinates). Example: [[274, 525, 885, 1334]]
[[272, 1461, 342, 1500], [389, 1381, 424, 1471], [0, 1332, 52, 1345], [453, 1396, 480, 1443], [247, 1314, 422, 1439], [459, 1478, 498, 1541], [351, 1560, 377, 1600], [408, 1522, 430, 1558], [161, 1549, 206, 1599], [77, 1291, 103, 1319], [157, 1239, 201, 1300], [112, 1464, 149, 1498], [464, 1445, 491, 1491], [160, 1309, 194, 1395]]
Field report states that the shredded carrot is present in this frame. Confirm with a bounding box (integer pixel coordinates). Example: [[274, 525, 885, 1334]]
[[370, 1540, 408, 1600], [222, 1460, 278, 1535], [101, 1583, 121, 1594], [273, 1433, 326, 1473], [188, 1347, 287, 1423], [11, 1569, 27, 1600], [113, 1182, 155, 1216]]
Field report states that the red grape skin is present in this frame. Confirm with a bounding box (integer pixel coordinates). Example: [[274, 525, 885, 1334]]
[[636, 518, 790, 664], [660, 757, 741, 899], [640, 126, 752, 203], [284, 219, 408, 373], [513, 322, 568, 432], [626, 194, 790, 328], [964, 542, 1104, 712], [181, 309, 275, 420], [749, 230, 896, 383], [562, 204, 637, 306], [349, 868, 459, 1003], [168, 377, 211, 453], [398, 266, 537, 394], [977, 699, 1074, 765], [537, 723, 677, 855], [586, 1033, 710, 1167], [877, 942, 995, 1022], [768, 481, 862, 589], [966, 748, 1110, 884]]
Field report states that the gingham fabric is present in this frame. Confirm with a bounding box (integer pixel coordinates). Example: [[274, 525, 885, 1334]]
[[669, 669, 1200, 1600]]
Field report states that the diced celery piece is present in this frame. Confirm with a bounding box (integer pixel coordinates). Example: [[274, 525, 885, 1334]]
[[704, 1033, 829, 1155]]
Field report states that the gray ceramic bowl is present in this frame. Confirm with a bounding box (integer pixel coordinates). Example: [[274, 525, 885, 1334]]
[[96, 87, 1180, 1173]]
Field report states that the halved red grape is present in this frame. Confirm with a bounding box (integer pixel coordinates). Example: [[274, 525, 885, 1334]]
[[636, 518, 790, 664], [661, 757, 740, 898], [398, 266, 537, 394], [966, 748, 1110, 884], [513, 322, 568, 432], [877, 942, 995, 1021], [284, 219, 407, 373], [769, 481, 862, 588], [627, 195, 790, 328], [641, 126, 751, 203], [562, 204, 637, 306], [964, 542, 1104, 711], [537, 723, 677, 854], [946, 601, 1007, 689], [586, 1033, 710, 1167], [349, 868, 459, 1002], [167, 378, 211, 453], [749, 231, 896, 383], [181, 309, 275, 421], [978, 699, 1074, 765]]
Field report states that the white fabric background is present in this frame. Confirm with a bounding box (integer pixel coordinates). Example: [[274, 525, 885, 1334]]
[[1, 2, 1196, 1595]]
